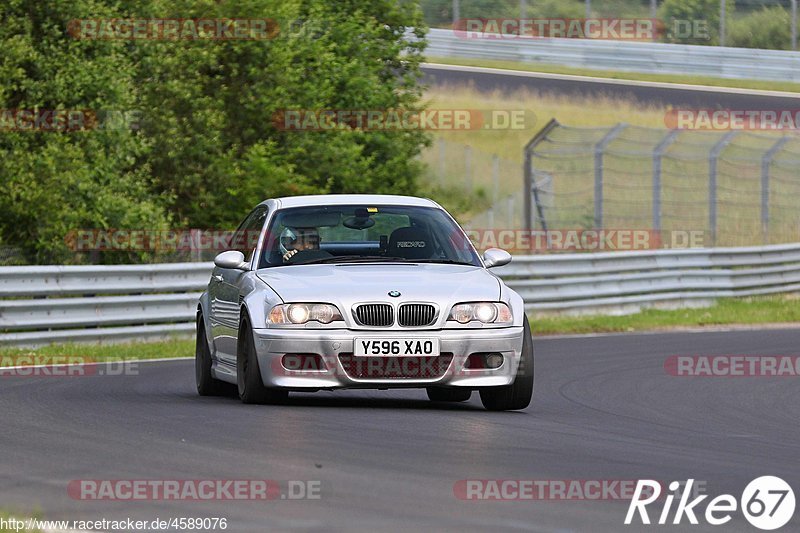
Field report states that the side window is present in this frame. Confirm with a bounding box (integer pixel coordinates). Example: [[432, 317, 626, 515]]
[[231, 207, 268, 263]]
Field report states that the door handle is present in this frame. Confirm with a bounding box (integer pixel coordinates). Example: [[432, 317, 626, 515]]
[[212, 274, 224, 282]]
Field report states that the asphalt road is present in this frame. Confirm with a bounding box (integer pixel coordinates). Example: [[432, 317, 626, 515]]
[[422, 63, 800, 110], [1, 329, 798, 532]]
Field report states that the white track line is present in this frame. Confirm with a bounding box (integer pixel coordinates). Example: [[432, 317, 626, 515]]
[[423, 62, 800, 99]]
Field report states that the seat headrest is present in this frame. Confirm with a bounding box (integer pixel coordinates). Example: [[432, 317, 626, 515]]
[[388, 227, 433, 260]]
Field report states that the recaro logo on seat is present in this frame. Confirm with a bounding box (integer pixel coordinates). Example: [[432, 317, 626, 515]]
[[396, 241, 426, 248], [625, 477, 795, 530]]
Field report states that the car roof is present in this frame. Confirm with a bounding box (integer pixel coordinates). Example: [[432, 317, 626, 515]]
[[264, 194, 440, 210]]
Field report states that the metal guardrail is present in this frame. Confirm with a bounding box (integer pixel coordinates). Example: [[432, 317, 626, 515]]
[[1, 244, 799, 346], [426, 28, 800, 83], [495, 243, 800, 312], [0, 263, 211, 347]]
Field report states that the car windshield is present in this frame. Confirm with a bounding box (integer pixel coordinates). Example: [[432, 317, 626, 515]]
[[259, 204, 481, 268]]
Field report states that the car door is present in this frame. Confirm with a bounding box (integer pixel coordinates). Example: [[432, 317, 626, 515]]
[[211, 206, 269, 365]]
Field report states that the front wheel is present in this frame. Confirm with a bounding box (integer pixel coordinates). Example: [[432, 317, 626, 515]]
[[479, 319, 534, 411], [196, 316, 226, 396], [237, 319, 288, 405]]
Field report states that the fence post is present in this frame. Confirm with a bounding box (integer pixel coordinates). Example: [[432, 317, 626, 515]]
[[793, 0, 798, 50], [761, 137, 790, 244], [652, 130, 680, 234], [492, 154, 499, 205], [438, 139, 446, 180], [465, 145, 472, 192], [708, 131, 737, 247], [594, 124, 627, 229], [523, 118, 559, 232]]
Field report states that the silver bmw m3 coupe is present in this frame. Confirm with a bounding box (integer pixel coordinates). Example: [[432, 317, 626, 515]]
[[196, 194, 533, 411]]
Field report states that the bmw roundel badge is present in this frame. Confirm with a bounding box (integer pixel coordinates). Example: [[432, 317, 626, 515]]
[[388, 290, 401, 297]]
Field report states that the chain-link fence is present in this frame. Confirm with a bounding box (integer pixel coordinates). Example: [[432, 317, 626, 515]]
[[425, 120, 800, 249], [521, 120, 800, 247], [420, 138, 525, 230]]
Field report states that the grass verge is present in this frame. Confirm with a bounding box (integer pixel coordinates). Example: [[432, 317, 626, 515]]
[[426, 56, 800, 94], [0, 337, 193, 363], [530, 295, 800, 335], [424, 83, 668, 161]]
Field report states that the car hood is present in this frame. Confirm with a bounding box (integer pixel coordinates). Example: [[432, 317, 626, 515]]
[[256, 263, 500, 308]]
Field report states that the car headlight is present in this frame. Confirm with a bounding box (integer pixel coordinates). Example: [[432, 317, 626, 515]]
[[268, 303, 343, 325], [448, 302, 513, 325]]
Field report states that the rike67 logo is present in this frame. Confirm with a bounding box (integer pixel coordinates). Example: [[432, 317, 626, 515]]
[[626, 477, 795, 530]]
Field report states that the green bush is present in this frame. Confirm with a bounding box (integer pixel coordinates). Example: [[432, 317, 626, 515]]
[[659, 0, 719, 45], [0, 0, 430, 263], [728, 6, 791, 51]]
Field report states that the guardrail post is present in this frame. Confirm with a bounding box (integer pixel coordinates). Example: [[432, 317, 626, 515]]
[[708, 131, 737, 247], [594, 124, 627, 229], [761, 137, 790, 244], [523, 118, 559, 231], [652, 130, 680, 234]]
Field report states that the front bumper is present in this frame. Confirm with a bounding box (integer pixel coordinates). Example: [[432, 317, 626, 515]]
[[251, 326, 525, 389]]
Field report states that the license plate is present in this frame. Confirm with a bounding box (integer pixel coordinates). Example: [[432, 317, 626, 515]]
[[354, 338, 440, 357]]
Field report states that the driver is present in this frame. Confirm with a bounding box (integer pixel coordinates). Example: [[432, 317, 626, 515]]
[[280, 227, 321, 262]]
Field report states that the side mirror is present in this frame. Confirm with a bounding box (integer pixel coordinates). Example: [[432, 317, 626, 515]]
[[483, 248, 512, 269], [214, 250, 249, 270]]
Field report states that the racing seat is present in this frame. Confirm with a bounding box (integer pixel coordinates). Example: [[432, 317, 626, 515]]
[[387, 227, 433, 260]]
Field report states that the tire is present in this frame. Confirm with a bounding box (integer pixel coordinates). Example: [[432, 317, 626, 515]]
[[195, 316, 226, 396], [426, 387, 471, 402], [479, 319, 534, 411], [237, 318, 288, 405]]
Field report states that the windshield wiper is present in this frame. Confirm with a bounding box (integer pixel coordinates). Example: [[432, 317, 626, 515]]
[[297, 255, 411, 265], [409, 259, 476, 266]]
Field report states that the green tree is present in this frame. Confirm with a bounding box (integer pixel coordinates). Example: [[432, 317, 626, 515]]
[[133, 0, 430, 229], [0, 0, 431, 261], [0, 0, 171, 264], [729, 7, 791, 51], [659, 0, 719, 45]]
